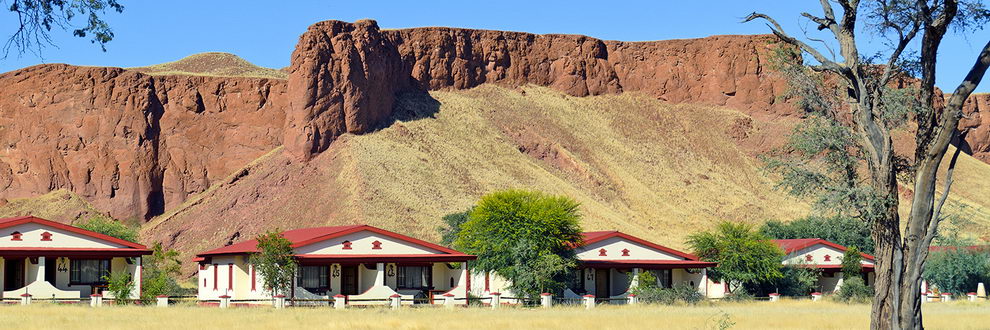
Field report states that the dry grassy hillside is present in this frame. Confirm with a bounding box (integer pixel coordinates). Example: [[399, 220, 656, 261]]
[[128, 52, 287, 79], [141, 85, 813, 268]]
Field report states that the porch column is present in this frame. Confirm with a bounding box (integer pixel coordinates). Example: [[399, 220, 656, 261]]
[[35, 256, 46, 283], [629, 268, 641, 290], [134, 258, 142, 300], [375, 262, 385, 287]]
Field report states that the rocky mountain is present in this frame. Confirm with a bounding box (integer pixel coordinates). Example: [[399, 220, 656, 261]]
[[1, 20, 988, 274]]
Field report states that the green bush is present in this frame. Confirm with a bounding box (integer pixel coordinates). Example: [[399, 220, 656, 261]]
[[141, 243, 182, 302], [103, 271, 135, 304], [835, 277, 872, 303], [634, 283, 704, 305], [77, 215, 139, 242], [721, 288, 755, 302]]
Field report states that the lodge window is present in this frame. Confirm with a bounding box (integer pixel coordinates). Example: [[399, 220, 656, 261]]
[[296, 266, 329, 294], [70, 259, 110, 285], [648, 269, 673, 289], [397, 266, 432, 290]]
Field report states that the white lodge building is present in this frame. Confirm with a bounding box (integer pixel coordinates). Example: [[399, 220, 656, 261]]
[[0, 216, 150, 300], [772, 238, 876, 293], [474, 231, 725, 301], [194, 225, 476, 305]]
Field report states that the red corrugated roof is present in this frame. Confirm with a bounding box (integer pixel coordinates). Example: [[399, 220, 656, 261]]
[[771, 238, 875, 261], [196, 224, 471, 258]]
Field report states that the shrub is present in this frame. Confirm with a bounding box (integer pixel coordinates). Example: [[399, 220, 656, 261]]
[[752, 265, 819, 296], [841, 246, 864, 280], [634, 283, 704, 305], [835, 277, 872, 303], [77, 215, 139, 242], [141, 243, 182, 302], [721, 288, 755, 302], [104, 271, 135, 304]]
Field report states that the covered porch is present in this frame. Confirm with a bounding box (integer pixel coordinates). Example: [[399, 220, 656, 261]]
[[0, 252, 145, 300], [565, 260, 718, 301], [293, 255, 472, 305]]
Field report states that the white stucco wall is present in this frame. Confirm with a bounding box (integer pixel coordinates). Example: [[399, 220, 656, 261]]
[[575, 237, 685, 261], [294, 232, 443, 255]]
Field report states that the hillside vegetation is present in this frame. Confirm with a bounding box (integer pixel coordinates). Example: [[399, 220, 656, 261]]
[[128, 52, 287, 79]]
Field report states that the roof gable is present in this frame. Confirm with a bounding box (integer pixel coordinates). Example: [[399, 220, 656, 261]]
[[579, 231, 699, 260], [0, 216, 147, 250], [197, 225, 466, 257], [771, 238, 875, 261]]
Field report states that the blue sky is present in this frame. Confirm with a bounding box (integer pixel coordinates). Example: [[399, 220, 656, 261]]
[[1, 1, 988, 92]]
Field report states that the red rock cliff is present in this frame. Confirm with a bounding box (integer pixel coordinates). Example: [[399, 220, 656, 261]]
[[0, 64, 286, 220], [285, 19, 792, 161]]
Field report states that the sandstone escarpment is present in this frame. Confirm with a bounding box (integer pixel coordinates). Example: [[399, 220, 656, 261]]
[[962, 94, 990, 162], [0, 64, 287, 220], [285, 19, 791, 161]]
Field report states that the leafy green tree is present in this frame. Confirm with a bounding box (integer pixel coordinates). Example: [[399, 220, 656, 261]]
[[77, 215, 138, 242], [761, 216, 874, 254], [141, 243, 182, 302], [250, 230, 297, 298], [3, 0, 124, 57], [841, 246, 864, 281], [688, 222, 784, 292], [439, 207, 472, 246], [752, 265, 820, 297], [453, 189, 583, 298], [103, 270, 134, 304]]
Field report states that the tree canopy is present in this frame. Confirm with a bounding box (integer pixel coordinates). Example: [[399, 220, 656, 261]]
[[687, 222, 785, 292], [250, 230, 297, 297], [450, 189, 583, 298]]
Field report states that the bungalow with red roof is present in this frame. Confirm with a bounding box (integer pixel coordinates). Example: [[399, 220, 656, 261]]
[[473, 231, 723, 301], [194, 225, 475, 305], [0, 216, 150, 300], [772, 238, 876, 293]]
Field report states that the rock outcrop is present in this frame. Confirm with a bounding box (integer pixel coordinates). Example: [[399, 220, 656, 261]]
[[0, 64, 286, 220], [285, 19, 791, 161], [962, 94, 990, 162]]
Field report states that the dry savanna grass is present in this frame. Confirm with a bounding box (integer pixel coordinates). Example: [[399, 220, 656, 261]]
[[1, 300, 988, 330], [127, 52, 287, 79]]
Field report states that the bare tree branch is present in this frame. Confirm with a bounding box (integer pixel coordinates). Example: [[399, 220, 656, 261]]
[[743, 12, 852, 77]]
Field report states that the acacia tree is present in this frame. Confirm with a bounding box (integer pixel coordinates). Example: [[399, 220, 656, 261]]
[[3, 0, 124, 57], [745, 1, 990, 328], [452, 189, 582, 298], [687, 222, 785, 293]]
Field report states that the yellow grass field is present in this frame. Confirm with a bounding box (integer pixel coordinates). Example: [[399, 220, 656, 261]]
[[2, 300, 988, 330]]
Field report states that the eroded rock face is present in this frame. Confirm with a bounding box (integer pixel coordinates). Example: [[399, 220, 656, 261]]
[[0, 64, 286, 220], [285, 19, 791, 161], [962, 94, 990, 162]]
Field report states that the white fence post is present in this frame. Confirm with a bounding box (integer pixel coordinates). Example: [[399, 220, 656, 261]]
[[541, 293, 553, 308], [968, 292, 977, 302], [219, 295, 231, 308], [273, 294, 286, 309], [443, 293, 455, 308], [156, 295, 169, 307], [627, 294, 639, 305], [490, 292, 501, 309], [390, 294, 402, 309], [769, 293, 780, 302], [810, 292, 822, 302], [20, 293, 31, 306], [941, 293, 952, 302], [583, 294, 595, 309], [334, 294, 346, 309], [90, 294, 102, 307]]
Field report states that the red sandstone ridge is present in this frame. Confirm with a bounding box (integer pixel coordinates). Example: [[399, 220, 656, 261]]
[[284, 19, 793, 161], [961, 94, 990, 162], [0, 64, 286, 220]]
